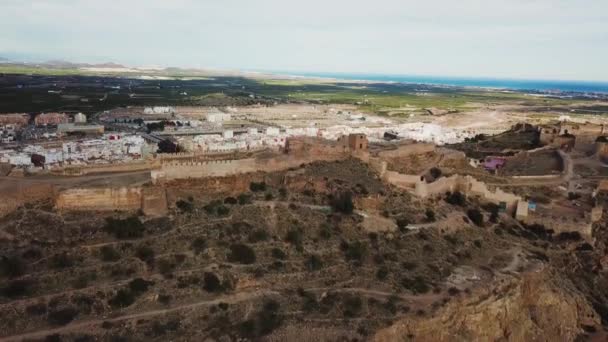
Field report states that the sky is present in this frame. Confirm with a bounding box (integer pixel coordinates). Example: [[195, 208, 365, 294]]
[[1, 0, 607, 81]]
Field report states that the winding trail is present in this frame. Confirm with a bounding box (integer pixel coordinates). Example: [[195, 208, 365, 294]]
[[0, 289, 279, 342]]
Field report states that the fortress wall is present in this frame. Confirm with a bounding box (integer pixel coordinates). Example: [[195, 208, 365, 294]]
[[467, 176, 521, 213], [377, 143, 435, 159], [56, 187, 142, 211], [154, 152, 350, 183], [0, 183, 55, 218], [57, 161, 157, 176], [523, 214, 592, 237], [383, 171, 420, 189]]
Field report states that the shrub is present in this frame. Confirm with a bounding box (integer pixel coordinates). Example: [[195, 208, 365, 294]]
[[48, 307, 79, 326], [285, 229, 304, 250], [279, 188, 288, 199], [239, 300, 282, 338], [224, 197, 237, 205], [238, 193, 252, 205], [26, 302, 48, 315], [248, 229, 269, 243], [402, 276, 430, 294], [330, 192, 354, 214], [157, 259, 176, 276], [104, 216, 145, 239], [128, 278, 153, 294], [264, 192, 274, 201], [109, 289, 136, 308], [376, 267, 389, 280], [445, 191, 466, 206], [203, 272, 223, 292], [249, 182, 267, 192], [342, 295, 363, 317], [271, 248, 286, 260], [305, 254, 323, 271], [176, 200, 193, 212], [0, 255, 25, 278], [1, 279, 32, 298], [425, 209, 436, 222], [430, 167, 442, 179], [556, 231, 582, 242], [396, 217, 410, 231], [191, 237, 207, 254], [135, 246, 155, 264], [49, 252, 74, 269], [227, 244, 256, 264], [99, 246, 121, 262], [344, 240, 367, 264], [203, 200, 220, 213], [216, 205, 230, 216], [467, 208, 484, 227]]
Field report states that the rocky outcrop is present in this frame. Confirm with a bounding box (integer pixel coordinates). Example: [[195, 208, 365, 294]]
[[374, 271, 599, 342]]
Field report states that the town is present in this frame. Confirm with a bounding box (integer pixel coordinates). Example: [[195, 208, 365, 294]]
[[2, 75, 608, 341]]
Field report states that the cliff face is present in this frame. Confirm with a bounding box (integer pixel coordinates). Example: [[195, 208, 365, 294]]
[[374, 270, 599, 342]]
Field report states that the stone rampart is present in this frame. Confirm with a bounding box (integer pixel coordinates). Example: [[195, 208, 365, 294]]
[[56, 187, 143, 211]]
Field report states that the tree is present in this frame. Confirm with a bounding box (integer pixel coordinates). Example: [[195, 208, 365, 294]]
[[330, 192, 354, 214], [429, 167, 442, 179], [203, 272, 222, 292], [425, 209, 436, 222], [227, 243, 256, 264], [157, 139, 182, 153], [467, 208, 484, 227]]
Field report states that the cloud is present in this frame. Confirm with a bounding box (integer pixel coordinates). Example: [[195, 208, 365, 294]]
[[1, 0, 607, 80]]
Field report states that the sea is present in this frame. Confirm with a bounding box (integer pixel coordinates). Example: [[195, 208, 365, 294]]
[[284, 72, 608, 94]]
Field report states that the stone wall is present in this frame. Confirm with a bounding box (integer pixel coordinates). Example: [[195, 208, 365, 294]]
[[55, 160, 158, 176], [376, 143, 435, 159], [56, 187, 143, 211], [0, 183, 55, 218]]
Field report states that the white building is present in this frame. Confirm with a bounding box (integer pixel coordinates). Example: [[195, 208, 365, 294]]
[[74, 112, 87, 123], [207, 113, 231, 123]]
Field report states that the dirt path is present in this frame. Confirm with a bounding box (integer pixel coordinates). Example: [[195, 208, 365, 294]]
[[0, 289, 279, 342]]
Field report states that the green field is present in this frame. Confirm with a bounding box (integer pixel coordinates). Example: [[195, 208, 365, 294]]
[[0, 64, 594, 115]]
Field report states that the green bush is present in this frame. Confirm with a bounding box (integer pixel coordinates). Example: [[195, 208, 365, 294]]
[[227, 243, 256, 264], [425, 209, 436, 222], [467, 208, 484, 227], [330, 192, 354, 214], [99, 246, 121, 262], [49, 252, 74, 269], [224, 197, 238, 205], [249, 181, 267, 192], [445, 191, 466, 206], [344, 240, 367, 264], [191, 237, 207, 254], [135, 246, 155, 264], [129, 278, 154, 294], [176, 200, 193, 212], [248, 229, 270, 243], [285, 229, 304, 250], [342, 295, 363, 317], [109, 289, 136, 308], [104, 216, 145, 239], [402, 276, 430, 294], [305, 254, 323, 271], [238, 193, 252, 205], [1, 279, 32, 298], [271, 248, 286, 260], [0, 255, 25, 278], [48, 307, 78, 326], [203, 272, 223, 292], [239, 300, 282, 338]]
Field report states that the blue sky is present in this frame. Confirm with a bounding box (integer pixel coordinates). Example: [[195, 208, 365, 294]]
[[1, 0, 607, 81]]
